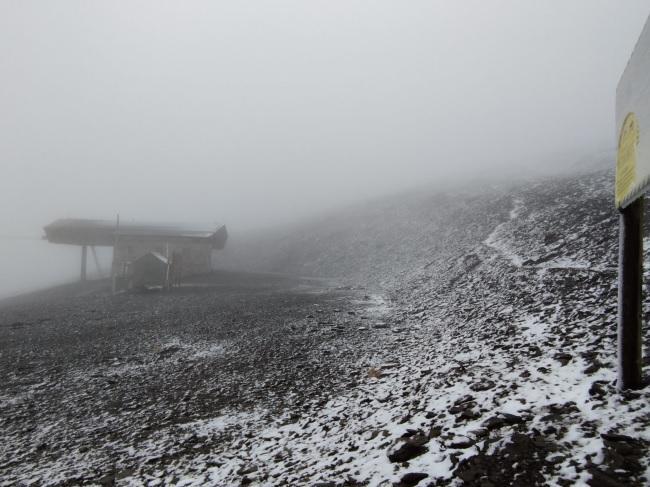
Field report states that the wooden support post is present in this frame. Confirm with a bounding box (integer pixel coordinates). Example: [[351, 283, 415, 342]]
[[91, 246, 102, 277], [81, 245, 88, 282], [618, 196, 644, 390], [112, 214, 120, 295]]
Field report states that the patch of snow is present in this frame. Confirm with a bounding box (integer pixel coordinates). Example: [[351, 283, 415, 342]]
[[536, 257, 591, 270], [484, 197, 526, 267]]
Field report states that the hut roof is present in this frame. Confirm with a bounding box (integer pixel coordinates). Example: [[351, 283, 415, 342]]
[[43, 219, 228, 249]]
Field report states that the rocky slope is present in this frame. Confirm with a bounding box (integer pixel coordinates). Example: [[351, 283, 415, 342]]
[[2, 164, 649, 486], [208, 165, 650, 486]]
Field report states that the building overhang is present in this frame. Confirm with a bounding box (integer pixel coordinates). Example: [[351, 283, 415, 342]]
[[43, 219, 228, 249]]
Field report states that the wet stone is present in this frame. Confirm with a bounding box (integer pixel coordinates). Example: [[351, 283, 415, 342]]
[[428, 425, 443, 438], [553, 352, 573, 366], [589, 381, 608, 398], [397, 472, 429, 486], [453, 394, 475, 406], [584, 362, 602, 374], [387, 435, 429, 463], [470, 380, 496, 392], [449, 436, 475, 449]]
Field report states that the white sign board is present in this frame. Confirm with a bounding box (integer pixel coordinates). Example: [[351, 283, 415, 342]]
[[616, 16, 650, 209]]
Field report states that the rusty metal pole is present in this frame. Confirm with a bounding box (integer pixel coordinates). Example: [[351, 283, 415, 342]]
[[618, 196, 644, 390]]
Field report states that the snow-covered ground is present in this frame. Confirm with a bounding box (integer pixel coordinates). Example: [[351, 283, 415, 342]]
[[193, 166, 649, 486], [2, 166, 649, 486]]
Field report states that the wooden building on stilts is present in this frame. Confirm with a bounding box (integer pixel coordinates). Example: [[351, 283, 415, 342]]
[[43, 219, 228, 288]]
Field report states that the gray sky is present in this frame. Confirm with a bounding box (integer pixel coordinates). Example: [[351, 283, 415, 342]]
[[1, 0, 650, 234]]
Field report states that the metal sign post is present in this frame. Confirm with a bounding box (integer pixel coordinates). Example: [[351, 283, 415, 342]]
[[615, 15, 650, 390], [618, 197, 644, 390]]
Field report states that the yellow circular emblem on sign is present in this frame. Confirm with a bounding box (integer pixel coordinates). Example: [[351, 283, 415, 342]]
[[616, 112, 640, 208]]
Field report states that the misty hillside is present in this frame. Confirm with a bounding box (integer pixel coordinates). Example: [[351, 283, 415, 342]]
[[4, 2, 650, 486], [222, 185, 508, 288], [3, 164, 649, 486], [224, 165, 617, 293], [210, 164, 650, 486]]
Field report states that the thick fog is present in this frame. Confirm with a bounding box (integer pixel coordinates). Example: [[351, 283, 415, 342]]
[[1, 0, 649, 296]]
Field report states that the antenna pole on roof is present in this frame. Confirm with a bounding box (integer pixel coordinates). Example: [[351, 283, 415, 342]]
[[165, 242, 170, 290], [80, 245, 87, 282], [111, 214, 120, 295]]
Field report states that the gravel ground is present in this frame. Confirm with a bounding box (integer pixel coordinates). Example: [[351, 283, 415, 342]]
[[0, 271, 392, 485], [2, 166, 649, 486]]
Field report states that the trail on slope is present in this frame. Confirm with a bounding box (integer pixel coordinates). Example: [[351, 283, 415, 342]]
[[484, 197, 604, 272], [484, 197, 525, 267]]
